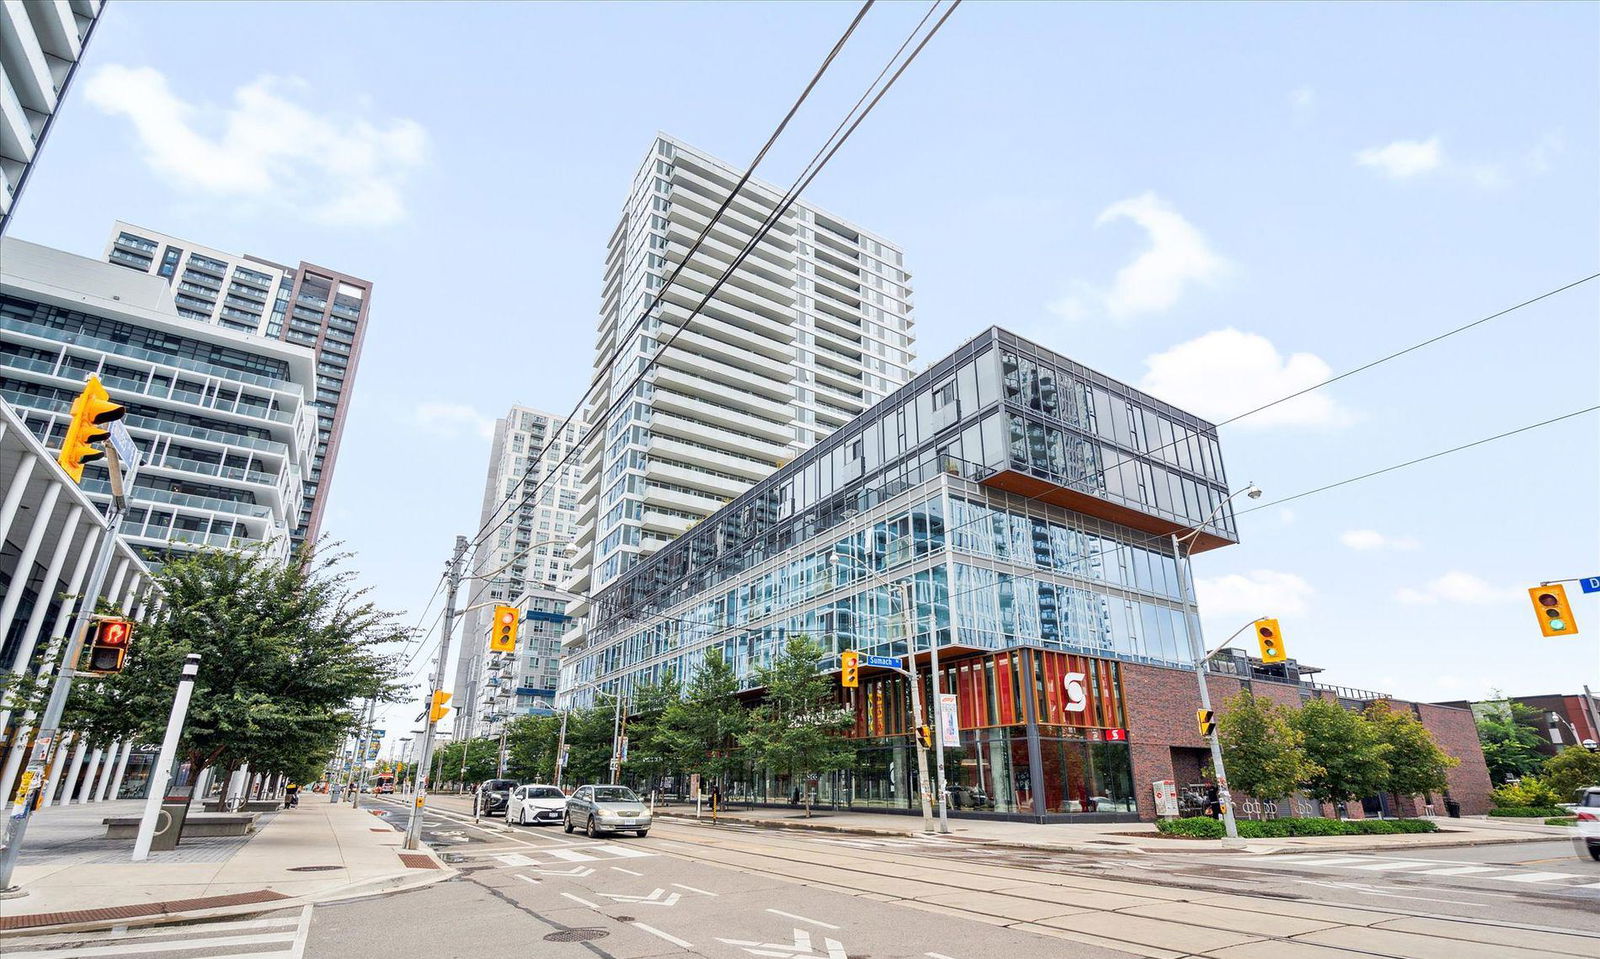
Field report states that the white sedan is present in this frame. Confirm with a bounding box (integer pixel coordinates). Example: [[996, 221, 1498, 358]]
[[507, 784, 568, 826]]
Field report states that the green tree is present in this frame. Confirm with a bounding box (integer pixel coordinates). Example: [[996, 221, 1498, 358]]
[[1475, 699, 1548, 784], [1218, 691, 1317, 812], [738, 636, 856, 817], [557, 696, 624, 786], [1364, 702, 1459, 803], [621, 675, 681, 793], [1293, 698, 1390, 808], [504, 714, 563, 783], [434, 736, 499, 788], [657, 649, 747, 790], [1541, 745, 1600, 804], [63, 545, 405, 788]]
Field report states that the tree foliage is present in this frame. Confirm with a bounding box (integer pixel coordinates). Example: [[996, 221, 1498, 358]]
[[738, 636, 856, 816], [655, 649, 748, 787], [1293, 698, 1391, 805], [433, 736, 501, 787], [1541, 745, 1600, 804], [1475, 699, 1548, 784], [1218, 692, 1317, 806], [1364, 701, 1458, 799], [62, 544, 406, 781]]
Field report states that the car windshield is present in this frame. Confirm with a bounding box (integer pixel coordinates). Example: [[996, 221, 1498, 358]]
[[1582, 792, 1600, 808], [485, 780, 516, 791], [526, 787, 564, 799], [592, 787, 639, 803]]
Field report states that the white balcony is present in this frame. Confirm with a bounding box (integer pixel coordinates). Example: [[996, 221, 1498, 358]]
[[652, 366, 790, 421], [652, 410, 792, 462], [648, 435, 774, 481], [649, 389, 792, 445], [645, 458, 749, 500]]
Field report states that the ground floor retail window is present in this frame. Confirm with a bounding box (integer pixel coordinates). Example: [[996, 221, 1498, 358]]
[[1037, 736, 1134, 814]]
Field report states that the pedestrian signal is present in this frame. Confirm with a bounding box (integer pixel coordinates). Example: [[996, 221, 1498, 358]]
[[1529, 585, 1579, 637], [85, 618, 133, 673], [1255, 618, 1286, 663], [428, 690, 452, 723], [490, 605, 519, 652], [57, 376, 125, 483], [840, 650, 859, 688], [1197, 709, 1217, 737]]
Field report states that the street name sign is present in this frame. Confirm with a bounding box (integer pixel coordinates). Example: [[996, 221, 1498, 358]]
[[863, 655, 900, 669], [1581, 576, 1600, 594]]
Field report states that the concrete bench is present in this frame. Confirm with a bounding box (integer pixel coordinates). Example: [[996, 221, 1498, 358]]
[[202, 799, 281, 813], [103, 812, 258, 839]]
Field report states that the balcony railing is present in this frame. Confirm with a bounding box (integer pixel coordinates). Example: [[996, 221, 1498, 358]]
[[0, 315, 294, 390]]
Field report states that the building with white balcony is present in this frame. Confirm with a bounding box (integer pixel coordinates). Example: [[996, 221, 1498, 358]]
[[451, 405, 585, 739], [566, 134, 917, 616], [1, 237, 318, 565], [0, 1, 102, 234], [102, 221, 373, 550]]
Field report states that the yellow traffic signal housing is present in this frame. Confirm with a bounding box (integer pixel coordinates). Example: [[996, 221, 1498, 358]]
[[1197, 708, 1216, 737], [57, 376, 126, 483], [85, 618, 133, 673], [1529, 585, 1579, 637], [489, 605, 519, 652], [428, 690, 452, 723], [915, 725, 933, 749], [839, 650, 860, 688], [1255, 618, 1286, 662]]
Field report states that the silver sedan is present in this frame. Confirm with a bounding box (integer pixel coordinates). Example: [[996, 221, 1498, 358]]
[[564, 784, 651, 838]]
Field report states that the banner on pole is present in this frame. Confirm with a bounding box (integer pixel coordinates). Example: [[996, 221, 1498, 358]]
[[939, 693, 960, 747]]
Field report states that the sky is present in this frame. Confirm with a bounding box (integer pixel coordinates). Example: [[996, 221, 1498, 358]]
[[10, 2, 1598, 741]]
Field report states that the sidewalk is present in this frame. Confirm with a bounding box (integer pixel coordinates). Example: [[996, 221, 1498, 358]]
[[0, 796, 452, 934], [653, 803, 1566, 854]]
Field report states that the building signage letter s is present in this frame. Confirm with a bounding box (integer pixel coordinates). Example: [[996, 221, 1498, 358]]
[[1064, 672, 1088, 713]]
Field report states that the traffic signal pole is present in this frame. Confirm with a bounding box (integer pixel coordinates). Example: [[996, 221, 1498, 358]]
[[898, 583, 936, 834], [1173, 531, 1240, 841], [405, 535, 468, 851]]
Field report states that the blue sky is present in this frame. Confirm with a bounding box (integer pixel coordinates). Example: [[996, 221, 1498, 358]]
[[11, 2, 1597, 736]]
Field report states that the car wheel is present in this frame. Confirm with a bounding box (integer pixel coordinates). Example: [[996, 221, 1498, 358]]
[[587, 816, 600, 839], [1589, 844, 1600, 862], [563, 814, 575, 834], [636, 829, 649, 838]]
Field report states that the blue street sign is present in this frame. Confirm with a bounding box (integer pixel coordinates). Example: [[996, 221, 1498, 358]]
[[1582, 577, 1600, 594], [864, 655, 901, 669]]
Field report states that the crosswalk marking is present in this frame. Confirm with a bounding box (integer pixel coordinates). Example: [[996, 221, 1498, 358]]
[[3, 909, 308, 959], [495, 853, 539, 867], [1500, 871, 1586, 884], [1350, 860, 1433, 871], [493, 843, 654, 867], [1413, 865, 1500, 876], [1248, 854, 1596, 889]]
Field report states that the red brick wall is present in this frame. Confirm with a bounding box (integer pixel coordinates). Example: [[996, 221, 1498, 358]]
[[1413, 703, 1493, 815]]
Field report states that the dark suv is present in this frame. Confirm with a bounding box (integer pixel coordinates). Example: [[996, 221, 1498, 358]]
[[476, 779, 519, 817]]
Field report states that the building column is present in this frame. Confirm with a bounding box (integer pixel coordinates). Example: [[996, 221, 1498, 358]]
[[95, 740, 123, 801], [1019, 649, 1047, 822], [0, 456, 36, 546], [0, 503, 84, 736], [80, 744, 106, 803], [105, 740, 133, 800], [0, 482, 62, 675], [38, 731, 71, 808], [102, 556, 130, 617], [58, 736, 89, 805]]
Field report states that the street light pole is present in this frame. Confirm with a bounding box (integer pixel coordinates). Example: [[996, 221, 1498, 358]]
[[405, 535, 468, 851], [1171, 483, 1262, 842]]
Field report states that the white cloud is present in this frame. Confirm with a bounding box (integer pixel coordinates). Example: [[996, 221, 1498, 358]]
[[410, 402, 495, 440], [1339, 529, 1419, 551], [1195, 570, 1315, 617], [1137, 328, 1354, 429], [1355, 137, 1443, 179], [1049, 192, 1228, 321], [1289, 86, 1314, 117], [1278, 508, 1297, 526], [85, 65, 427, 227], [1394, 571, 1517, 606]]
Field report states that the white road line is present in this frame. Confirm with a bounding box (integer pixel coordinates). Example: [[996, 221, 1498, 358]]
[[612, 866, 645, 876], [596, 842, 652, 858], [1500, 871, 1585, 884], [1273, 856, 1368, 866], [10, 918, 300, 947], [672, 882, 718, 896], [548, 848, 598, 862], [495, 853, 539, 867], [516, 873, 542, 884], [1349, 860, 1434, 871], [766, 908, 840, 929], [3, 932, 297, 959], [1413, 865, 1501, 876], [633, 921, 694, 949], [291, 905, 313, 959], [561, 891, 601, 909], [928, 953, 960, 959]]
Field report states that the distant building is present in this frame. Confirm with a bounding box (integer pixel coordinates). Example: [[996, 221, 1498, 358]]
[[1439, 692, 1600, 757], [0, 1, 104, 234], [452, 406, 586, 739], [567, 134, 916, 604], [103, 222, 372, 550], [2, 237, 318, 565]]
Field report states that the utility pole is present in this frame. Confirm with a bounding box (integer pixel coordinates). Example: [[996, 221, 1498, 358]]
[[899, 583, 935, 833], [1173, 531, 1240, 841], [0, 445, 129, 895], [405, 535, 468, 851], [350, 695, 378, 811]]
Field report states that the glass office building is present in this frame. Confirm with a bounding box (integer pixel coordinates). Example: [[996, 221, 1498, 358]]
[[561, 327, 1236, 819]]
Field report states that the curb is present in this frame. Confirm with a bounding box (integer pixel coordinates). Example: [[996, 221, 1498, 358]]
[[654, 812, 1150, 855]]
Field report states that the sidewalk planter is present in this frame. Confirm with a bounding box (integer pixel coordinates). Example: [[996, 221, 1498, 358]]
[[1487, 806, 1568, 817], [1155, 816, 1441, 839]]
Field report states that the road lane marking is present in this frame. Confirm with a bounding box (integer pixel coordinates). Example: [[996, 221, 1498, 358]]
[[928, 953, 960, 959], [1500, 871, 1585, 883], [596, 842, 652, 858], [612, 865, 645, 876], [721, 928, 847, 959], [560, 891, 601, 909], [515, 873, 541, 884], [672, 882, 718, 896], [291, 905, 312, 959], [603, 887, 680, 906], [766, 908, 840, 929], [634, 922, 694, 949], [548, 848, 597, 862], [1349, 860, 1434, 871], [495, 853, 539, 867], [1412, 865, 1500, 876]]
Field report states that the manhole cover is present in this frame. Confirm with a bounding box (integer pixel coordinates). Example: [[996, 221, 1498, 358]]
[[287, 865, 343, 872], [545, 929, 609, 943]]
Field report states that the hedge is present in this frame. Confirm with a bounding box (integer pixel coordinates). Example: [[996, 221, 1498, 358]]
[[1155, 816, 1441, 839], [1487, 807, 1568, 818], [1545, 817, 1578, 826]]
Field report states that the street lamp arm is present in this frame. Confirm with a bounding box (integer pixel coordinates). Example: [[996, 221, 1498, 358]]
[[1175, 482, 1261, 546], [1199, 618, 1269, 664]]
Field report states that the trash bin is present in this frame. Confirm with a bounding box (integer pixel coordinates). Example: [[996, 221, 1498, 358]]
[[1444, 798, 1461, 818]]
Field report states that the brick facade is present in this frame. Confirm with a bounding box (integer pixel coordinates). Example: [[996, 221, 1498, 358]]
[[1411, 702, 1492, 816]]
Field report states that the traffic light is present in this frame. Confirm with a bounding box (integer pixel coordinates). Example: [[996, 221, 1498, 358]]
[[1197, 708, 1216, 737], [1529, 585, 1579, 637], [840, 650, 859, 688], [916, 725, 933, 749], [489, 605, 519, 652], [57, 375, 125, 483], [85, 618, 133, 673], [428, 690, 452, 723], [1255, 618, 1286, 663]]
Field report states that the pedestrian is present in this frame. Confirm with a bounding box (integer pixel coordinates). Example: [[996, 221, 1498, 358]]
[[285, 781, 300, 808], [1204, 783, 1221, 820]]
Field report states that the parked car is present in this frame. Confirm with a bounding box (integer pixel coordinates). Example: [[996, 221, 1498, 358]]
[[1573, 786, 1600, 862], [564, 784, 651, 838], [508, 784, 568, 826], [475, 778, 519, 817]]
